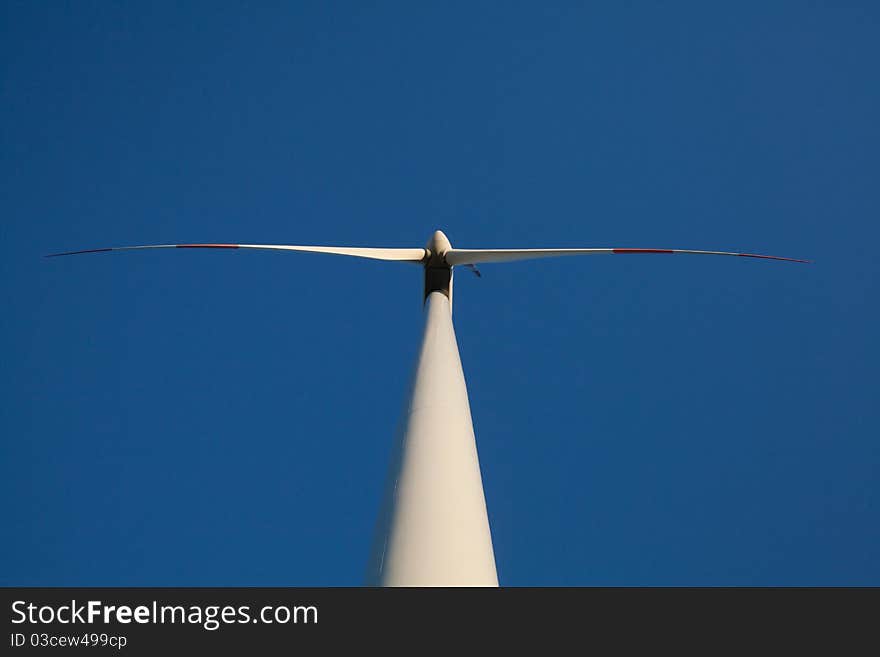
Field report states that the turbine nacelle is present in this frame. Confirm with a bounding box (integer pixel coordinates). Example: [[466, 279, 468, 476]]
[[423, 230, 454, 302]]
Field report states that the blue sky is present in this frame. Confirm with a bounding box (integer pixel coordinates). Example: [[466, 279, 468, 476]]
[[2, 2, 878, 585]]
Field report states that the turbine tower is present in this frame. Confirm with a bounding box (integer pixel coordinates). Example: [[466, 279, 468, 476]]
[[48, 230, 808, 586]]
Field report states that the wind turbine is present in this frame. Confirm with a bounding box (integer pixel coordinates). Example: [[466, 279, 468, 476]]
[[48, 230, 808, 586]]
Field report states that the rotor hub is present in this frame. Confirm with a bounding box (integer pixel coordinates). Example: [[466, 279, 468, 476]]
[[425, 230, 452, 260]]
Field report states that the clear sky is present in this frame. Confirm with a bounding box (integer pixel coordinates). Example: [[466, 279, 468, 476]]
[[2, 2, 878, 585]]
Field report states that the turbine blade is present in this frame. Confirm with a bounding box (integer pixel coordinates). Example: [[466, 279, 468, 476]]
[[445, 248, 810, 265], [46, 243, 428, 262]]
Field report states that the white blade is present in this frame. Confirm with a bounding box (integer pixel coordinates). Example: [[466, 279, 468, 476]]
[[445, 247, 810, 265], [46, 243, 428, 262]]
